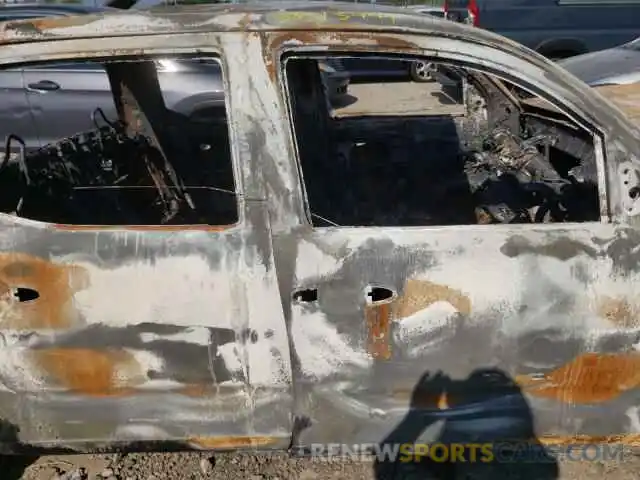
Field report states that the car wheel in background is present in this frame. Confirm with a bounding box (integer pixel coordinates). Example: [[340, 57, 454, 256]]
[[543, 50, 580, 62], [410, 60, 435, 82]]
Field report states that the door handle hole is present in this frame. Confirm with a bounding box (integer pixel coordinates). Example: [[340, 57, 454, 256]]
[[13, 287, 39, 303], [366, 286, 394, 304], [293, 288, 318, 303]]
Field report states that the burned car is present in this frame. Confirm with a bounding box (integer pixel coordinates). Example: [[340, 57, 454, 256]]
[[0, 0, 639, 459]]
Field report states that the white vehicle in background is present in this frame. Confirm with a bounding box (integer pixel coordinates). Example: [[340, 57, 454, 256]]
[[559, 36, 640, 87]]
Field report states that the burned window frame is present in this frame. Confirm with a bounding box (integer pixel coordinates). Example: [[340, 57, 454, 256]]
[[0, 48, 242, 229], [279, 48, 610, 229]]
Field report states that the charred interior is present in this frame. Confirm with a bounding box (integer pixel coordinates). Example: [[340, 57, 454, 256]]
[[0, 54, 601, 228], [0, 56, 237, 226], [286, 56, 601, 227]]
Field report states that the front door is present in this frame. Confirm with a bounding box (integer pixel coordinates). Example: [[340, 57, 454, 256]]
[[0, 36, 292, 451], [276, 40, 633, 450]]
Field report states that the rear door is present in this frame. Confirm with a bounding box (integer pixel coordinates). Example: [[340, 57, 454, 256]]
[[0, 35, 293, 451]]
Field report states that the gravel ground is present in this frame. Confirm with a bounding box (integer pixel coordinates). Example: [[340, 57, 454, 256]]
[[6, 451, 640, 479], [5, 80, 639, 479]]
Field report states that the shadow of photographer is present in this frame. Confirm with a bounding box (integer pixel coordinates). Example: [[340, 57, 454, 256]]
[[374, 368, 559, 480]]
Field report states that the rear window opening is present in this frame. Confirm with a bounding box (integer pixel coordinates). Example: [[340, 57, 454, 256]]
[[284, 54, 601, 228], [0, 54, 237, 227]]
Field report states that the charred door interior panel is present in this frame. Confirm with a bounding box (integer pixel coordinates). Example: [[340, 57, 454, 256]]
[[0, 52, 292, 452], [281, 53, 631, 448]]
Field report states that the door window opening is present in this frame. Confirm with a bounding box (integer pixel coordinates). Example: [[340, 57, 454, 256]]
[[284, 54, 601, 228]]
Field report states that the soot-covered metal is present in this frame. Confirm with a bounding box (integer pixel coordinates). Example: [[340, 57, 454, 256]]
[[0, 0, 638, 458]]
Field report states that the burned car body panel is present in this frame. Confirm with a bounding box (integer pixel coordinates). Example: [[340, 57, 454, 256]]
[[0, 32, 294, 453], [0, 1, 637, 453]]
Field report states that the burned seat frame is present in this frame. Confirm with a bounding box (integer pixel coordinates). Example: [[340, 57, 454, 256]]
[[0, 60, 202, 226]]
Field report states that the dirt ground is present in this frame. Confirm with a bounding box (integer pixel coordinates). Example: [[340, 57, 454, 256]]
[[7, 450, 640, 479], [335, 81, 464, 117], [5, 80, 640, 479]]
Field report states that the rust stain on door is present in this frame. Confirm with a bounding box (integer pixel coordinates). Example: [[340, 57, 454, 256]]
[[30, 348, 146, 396], [365, 301, 393, 360], [395, 279, 471, 319], [0, 253, 89, 330], [364, 279, 471, 360], [516, 353, 640, 403]]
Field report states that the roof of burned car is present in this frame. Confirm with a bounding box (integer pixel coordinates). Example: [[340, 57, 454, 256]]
[[0, 0, 527, 53]]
